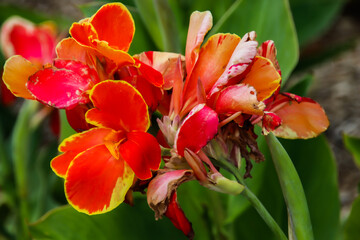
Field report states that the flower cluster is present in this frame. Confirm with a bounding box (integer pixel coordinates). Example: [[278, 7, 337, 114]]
[[1, 3, 329, 238]]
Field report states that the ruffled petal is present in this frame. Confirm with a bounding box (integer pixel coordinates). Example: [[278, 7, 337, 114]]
[[241, 56, 281, 101], [175, 104, 219, 156], [86, 80, 150, 132], [27, 60, 96, 109], [269, 94, 329, 139], [215, 84, 265, 115], [119, 132, 161, 180], [90, 3, 134, 51], [135, 51, 185, 90], [2, 55, 38, 99], [185, 11, 213, 75], [65, 144, 134, 215], [51, 128, 112, 177], [182, 33, 240, 115]]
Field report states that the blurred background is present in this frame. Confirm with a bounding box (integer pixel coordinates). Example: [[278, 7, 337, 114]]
[[0, 0, 360, 239]]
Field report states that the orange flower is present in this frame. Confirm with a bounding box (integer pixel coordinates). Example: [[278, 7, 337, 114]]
[[51, 80, 161, 214]]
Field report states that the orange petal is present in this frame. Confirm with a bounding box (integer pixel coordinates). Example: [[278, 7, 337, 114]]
[[120, 132, 161, 180], [86, 80, 150, 132], [65, 144, 134, 215], [93, 39, 134, 66], [90, 3, 134, 51], [215, 84, 265, 115], [56, 38, 96, 64], [269, 94, 329, 139], [181, 34, 240, 116], [135, 51, 185, 90], [241, 56, 281, 101], [185, 11, 213, 75], [69, 22, 98, 48], [2, 55, 38, 99], [257, 40, 281, 75], [51, 128, 113, 177]]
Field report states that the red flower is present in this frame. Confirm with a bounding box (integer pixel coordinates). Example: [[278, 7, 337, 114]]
[[51, 81, 161, 214]]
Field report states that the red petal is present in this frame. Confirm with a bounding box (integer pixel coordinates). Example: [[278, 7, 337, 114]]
[[215, 84, 265, 115], [1, 79, 16, 105], [65, 145, 134, 215], [268, 94, 329, 139], [175, 104, 218, 156], [0, 16, 56, 63], [86, 80, 150, 132], [136, 59, 164, 88], [27, 60, 96, 109], [257, 40, 281, 75], [165, 192, 194, 239], [262, 111, 282, 135], [119, 132, 161, 180], [65, 104, 93, 132], [51, 128, 112, 177]]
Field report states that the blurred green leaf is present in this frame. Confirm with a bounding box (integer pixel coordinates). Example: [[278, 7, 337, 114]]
[[59, 110, 76, 142], [77, 2, 105, 17], [285, 74, 314, 96], [344, 195, 360, 240], [290, 0, 344, 47], [343, 134, 360, 169], [30, 198, 186, 240]]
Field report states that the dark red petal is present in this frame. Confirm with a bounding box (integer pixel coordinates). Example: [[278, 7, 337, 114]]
[[65, 104, 94, 132], [119, 132, 161, 180], [175, 104, 218, 156], [165, 192, 194, 239], [136, 59, 164, 88]]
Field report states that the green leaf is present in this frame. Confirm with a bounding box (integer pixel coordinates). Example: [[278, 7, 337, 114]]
[[59, 110, 76, 142], [30, 198, 186, 240], [343, 134, 360, 169], [265, 133, 314, 240], [344, 195, 360, 240], [289, 0, 344, 46], [285, 74, 314, 96], [77, 2, 105, 17]]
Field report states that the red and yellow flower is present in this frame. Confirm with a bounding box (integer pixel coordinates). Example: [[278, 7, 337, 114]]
[[51, 80, 161, 214]]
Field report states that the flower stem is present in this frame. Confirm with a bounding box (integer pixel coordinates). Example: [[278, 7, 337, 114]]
[[11, 100, 39, 239], [265, 133, 314, 240], [212, 156, 288, 240]]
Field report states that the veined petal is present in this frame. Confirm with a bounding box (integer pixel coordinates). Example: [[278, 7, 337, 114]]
[[182, 34, 240, 116], [86, 80, 150, 132], [2, 55, 38, 99], [208, 32, 258, 98], [241, 56, 281, 101], [26, 61, 95, 109], [269, 94, 329, 139], [185, 11, 213, 75], [175, 104, 219, 156], [134, 51, 185, 90], [51, 128, 112, 177], [257, 40, 281, 74], [119, 132, 161, 180], [215, 84, 265, 115], [65, 144, 134, 215], [90, 3, 134, 51]]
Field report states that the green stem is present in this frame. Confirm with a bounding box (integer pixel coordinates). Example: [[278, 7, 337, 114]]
[[213, 157, 288, 240], [207, 0, 243, 37], [153, 0, 181, 52], [265, 133, 314, 240], [11, 100, 39, 240]]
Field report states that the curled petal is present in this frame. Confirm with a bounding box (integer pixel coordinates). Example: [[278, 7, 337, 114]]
[[65, 145, 134, 215], [2, 55, 38, 99], [182, 33, 240, 115], [269, 94, 329, 139], [257, 40, 281, 75], [27, 60, 96, 109], [241, 56, 281, 101], [135, 51, 185, 90], [175, 104, 219, 156], [165, 192, 194, 239], [147, 170, 193, 218], [208, 33, 258, 98], [215, 84, 265, 115], [51, 128, 112, 177], [86, 80, 150, 132], [185, 11, 213, 75], [119, 132, 161, 180]]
